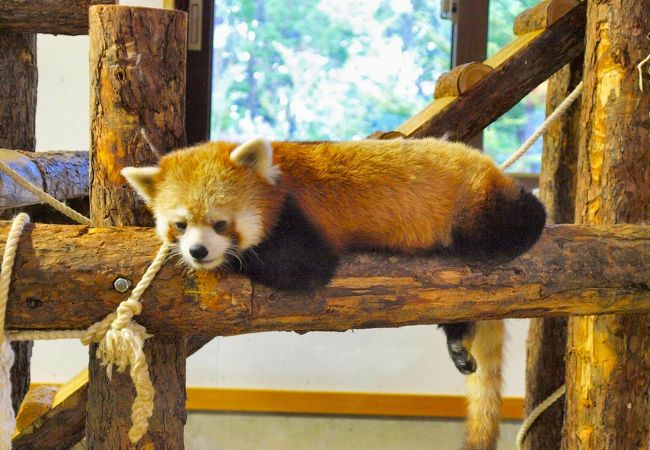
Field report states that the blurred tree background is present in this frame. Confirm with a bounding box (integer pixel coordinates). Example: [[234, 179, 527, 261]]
[[211, 0, 542, 172]]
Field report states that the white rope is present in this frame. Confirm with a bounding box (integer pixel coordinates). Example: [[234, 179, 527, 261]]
[[0, 158, 90, 226], [500, 82, 583, 170], [0, 211, 170, 443], [516, 384, 566, 450], [0, 143, 174, 442], [638, 53, 650, 92], [0, 213, 29, 449]]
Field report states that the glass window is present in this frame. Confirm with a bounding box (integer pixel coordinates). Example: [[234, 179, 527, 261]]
[[211, 0, 451, 141], [485, 0, 546, 173]]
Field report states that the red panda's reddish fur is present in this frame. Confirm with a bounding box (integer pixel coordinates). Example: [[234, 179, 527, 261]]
[[136, 137, 545, 450]]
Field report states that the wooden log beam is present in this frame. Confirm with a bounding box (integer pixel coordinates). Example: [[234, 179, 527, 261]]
[[398, 3, 585, 141], [563, 0, 650, 448], [86, 5, 188, 449], [0, 150, 88, 210], [0, 223, 648, 335], [0, 1, 115, 35], [523, 56, 582, 450]]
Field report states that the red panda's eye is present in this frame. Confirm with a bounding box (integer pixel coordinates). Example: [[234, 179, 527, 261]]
[[213, 220, 227, 233], [174, 222, 187, 231]]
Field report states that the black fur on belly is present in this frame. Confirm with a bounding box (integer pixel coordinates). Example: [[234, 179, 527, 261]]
[[239, 194, 340, 292], [451, 186, 546, 261]]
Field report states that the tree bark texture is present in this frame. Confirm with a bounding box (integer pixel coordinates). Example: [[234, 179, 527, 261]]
[[86, 335, 186, 450], [523, 57, 582, 450], [87, 5, 188, 449], [0, 223, 648, 335], [0, 149, 88, 210], [0, 1, 115, 35], [0, 31, 37, 417], [89, 4, 187, 228], [563, 1, 650, 449], [407, 3, 585, 141], [0, 33, 36, 151]]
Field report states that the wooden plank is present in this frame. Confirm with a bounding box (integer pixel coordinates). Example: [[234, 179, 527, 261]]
[[398, 3, 585, 141], [563, 0, 650, 448], [0, 1, 115, 35], [184, 388, 525, 421], [0, 223, 648, 335], [86, 5, 188, 449], [24, 382, 527, 420], [0, 150, 88, 210]]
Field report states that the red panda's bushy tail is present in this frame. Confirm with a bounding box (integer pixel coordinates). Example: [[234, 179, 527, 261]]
[[452, 184, 546, 261], [463, 320, 504, 450]]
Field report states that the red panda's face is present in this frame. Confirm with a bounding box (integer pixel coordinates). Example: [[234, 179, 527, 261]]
[[122, 138, 284, 271]]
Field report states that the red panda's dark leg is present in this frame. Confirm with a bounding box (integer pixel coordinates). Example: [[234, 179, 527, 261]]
[[440, 322, 477, 374], [240, 194, 340, 292]]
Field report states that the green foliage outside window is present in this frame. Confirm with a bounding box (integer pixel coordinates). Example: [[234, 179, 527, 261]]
[[211, 0, 545, 173], [486, 0, 546, 172]]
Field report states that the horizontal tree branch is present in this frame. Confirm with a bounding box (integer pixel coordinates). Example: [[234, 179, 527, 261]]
[[0, 150, 88, 210], [0, 1, 115, 35], [1, 222, 648, 335]]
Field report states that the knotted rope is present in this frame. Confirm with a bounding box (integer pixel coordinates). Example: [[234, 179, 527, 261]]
[[0, 164, 170, 445]]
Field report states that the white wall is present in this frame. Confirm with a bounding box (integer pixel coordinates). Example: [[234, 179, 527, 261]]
[[32, 19, 530, 398]]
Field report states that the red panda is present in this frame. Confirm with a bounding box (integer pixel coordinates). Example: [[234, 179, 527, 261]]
[[122, 137, 546, 450]]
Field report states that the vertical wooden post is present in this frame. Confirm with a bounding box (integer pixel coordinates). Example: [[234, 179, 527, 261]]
[[87, 5, 188, 449], [520, 11, 584, 449], [0, 32, 37, 414], [523, 57, 582, 450], [563, 1, 650, 448]]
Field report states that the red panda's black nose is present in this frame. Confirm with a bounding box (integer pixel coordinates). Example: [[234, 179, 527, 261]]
[[189, 245, 209, 261]]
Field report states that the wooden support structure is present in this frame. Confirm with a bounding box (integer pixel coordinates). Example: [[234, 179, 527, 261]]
[[513, 0, 579, 35], [395, 2, 585, 141], [0, 29, 37, 417], [13, 338, 211, 449], [0, 223, 647, 335], [433, 62, 493, 99], [14, 385, 58, 434], [0, 1, 115, 35], [86, 5, 187, 449], [524, 56, 582, 450], [563, 0, 650, 448], [1, 1, 647, 447], [0, 150, 88, 210]]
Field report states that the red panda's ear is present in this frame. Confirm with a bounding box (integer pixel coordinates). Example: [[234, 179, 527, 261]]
[[121, 167, 160, 203], [230, 137, 279, 184]]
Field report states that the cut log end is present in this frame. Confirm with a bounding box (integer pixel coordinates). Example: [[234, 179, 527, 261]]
[[15, 386, 58, 434], [513, 0, 580, 36], [434, 62, 493, 99]]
